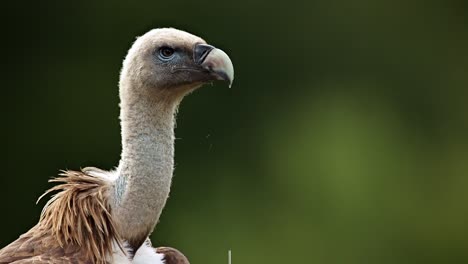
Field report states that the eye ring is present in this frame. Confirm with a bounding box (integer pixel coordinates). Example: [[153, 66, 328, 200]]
[[159, 47, 175, 61]]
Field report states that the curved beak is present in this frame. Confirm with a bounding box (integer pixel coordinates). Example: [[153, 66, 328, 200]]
[[194, 44, 234, 87]]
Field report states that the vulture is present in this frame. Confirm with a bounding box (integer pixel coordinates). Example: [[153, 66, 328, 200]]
[[0, 28, 234, 264]]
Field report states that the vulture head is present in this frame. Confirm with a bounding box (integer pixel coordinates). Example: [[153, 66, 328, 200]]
[[119, 28, 234, 103]]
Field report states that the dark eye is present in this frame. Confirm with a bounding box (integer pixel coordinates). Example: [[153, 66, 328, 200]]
[[159, 47, 175, 61]]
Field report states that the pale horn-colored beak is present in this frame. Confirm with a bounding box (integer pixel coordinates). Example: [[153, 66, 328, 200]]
[[195, 44, 235, 87]]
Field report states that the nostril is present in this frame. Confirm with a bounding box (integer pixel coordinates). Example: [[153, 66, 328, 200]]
[[194, 44, 215, 64]]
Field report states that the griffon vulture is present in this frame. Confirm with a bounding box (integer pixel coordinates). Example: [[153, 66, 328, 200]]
[[0, 28, 234, 264]]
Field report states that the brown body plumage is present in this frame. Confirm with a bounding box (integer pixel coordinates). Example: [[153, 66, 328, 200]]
[[0, 27, 233, 263], [0, 170, 117, 263]]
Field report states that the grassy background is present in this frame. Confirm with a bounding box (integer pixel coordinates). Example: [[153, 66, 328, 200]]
[[2, 0, 468, 263]]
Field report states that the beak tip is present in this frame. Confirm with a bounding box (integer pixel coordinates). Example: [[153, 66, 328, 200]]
[[201, 48, 234, 88]]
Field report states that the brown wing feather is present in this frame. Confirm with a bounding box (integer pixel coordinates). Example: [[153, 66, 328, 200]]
[[0, 170, 120, 264], [0, 225, 90, 263], [156, 247, 190, 264]]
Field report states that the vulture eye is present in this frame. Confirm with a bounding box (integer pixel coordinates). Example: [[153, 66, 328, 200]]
[[159, 47, 175, 61]]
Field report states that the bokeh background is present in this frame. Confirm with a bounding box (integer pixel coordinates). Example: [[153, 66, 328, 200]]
[[2, 0, 468, 263]]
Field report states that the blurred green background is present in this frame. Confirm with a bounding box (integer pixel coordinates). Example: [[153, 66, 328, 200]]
[[2, 0, 468, 263]]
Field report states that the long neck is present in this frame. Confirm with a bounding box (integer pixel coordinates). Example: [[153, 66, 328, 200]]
[[112, 86, 179, 250]]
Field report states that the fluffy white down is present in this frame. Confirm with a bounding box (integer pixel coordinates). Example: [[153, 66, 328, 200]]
[[133, 243, 165, 264], [109, 241, 165, 264]]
